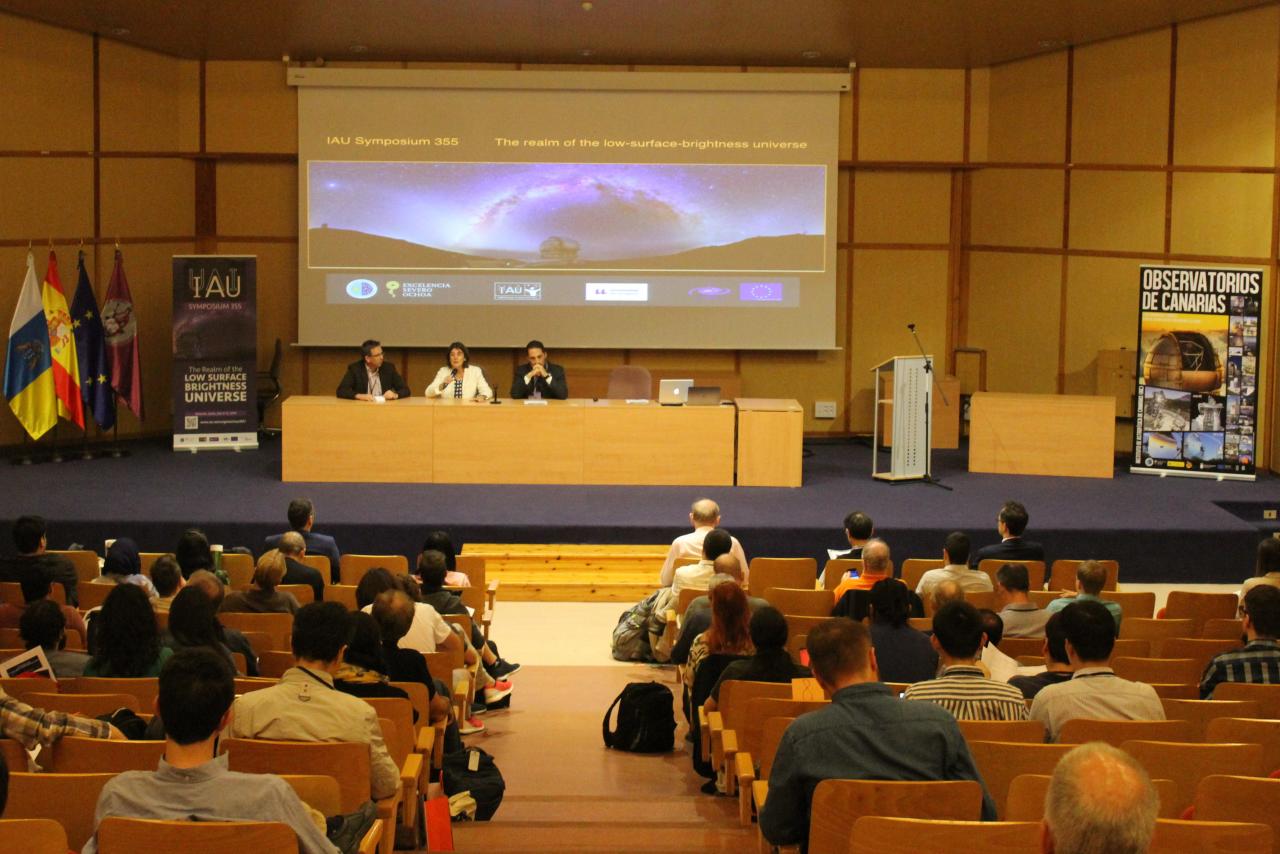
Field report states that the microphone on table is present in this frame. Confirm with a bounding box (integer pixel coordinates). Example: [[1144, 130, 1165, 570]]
[[907, 323, 916, 331]]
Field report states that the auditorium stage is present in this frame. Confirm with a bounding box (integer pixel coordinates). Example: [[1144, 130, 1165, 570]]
[[3, 437, 1277, 584]]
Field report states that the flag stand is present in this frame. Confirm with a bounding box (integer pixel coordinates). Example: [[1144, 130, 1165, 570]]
[[50, 422, 63, 463], [80, 424, 94, 460], [11, 433, 33, 466]]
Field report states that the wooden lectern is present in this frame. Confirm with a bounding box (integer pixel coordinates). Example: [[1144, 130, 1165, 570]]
[[871, 356, 932, 482]]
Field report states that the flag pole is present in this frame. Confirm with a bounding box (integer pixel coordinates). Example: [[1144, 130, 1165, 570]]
[[50, 421, 63, 463], [11, 432, 32, 466]]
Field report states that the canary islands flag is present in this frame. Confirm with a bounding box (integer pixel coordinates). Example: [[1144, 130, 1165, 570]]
[[4, 252, 57, 439], [41, 250, 84, 429]]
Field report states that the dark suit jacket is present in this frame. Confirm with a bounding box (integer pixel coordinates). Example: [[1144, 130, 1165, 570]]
[[336, 359, 410, 399], [282, 556, 325, 603], [509, 362, 568, 399], [969, 537, 1046, 568], [264, 531, 341, 583]]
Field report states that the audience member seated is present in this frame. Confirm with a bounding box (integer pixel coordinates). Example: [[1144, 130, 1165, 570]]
[[165, 586, 241, 674], [930, 579, 965, 613], [0, 674, 122, 748], [150, 555, 184, 612], [904, 601, 1028, 720], [0, 514, 79, 605], [85, 583, 174, 677], [977, 608, 1021, 683], [19, 599, 90, 677], [334, 611, 419, 711], [670, 554, 766, 666], [995, 562, 1048, 637], [417, 549, 519, 679], [82, 647, 364, 854], [184, 570, 260, 677], [867, 578, 938, 684], [356, 568, 458, 656], [0, 569, 88, 646], [369, 591, 460, 735], [1009, 612, 1074, 700], [916, 532, 993, 599], [230, 602, 400, 801], [704, 606, 810, 713], [220, 550, 300, 615], [684, 581, 755, 695], [832, 510, 874, 561], [265, 498, 342, 584], [1242, 536, 1280, 597], [831, 538, 894, 602], [278, 531, 325, 603], [658, 499, 748, 588], [759, 619, 994, 849], [421, 530, 472, 588], [1030, 600, 1164, 741], [1199, 584, 1280, 698], [175, 528, 224, 585], [672, 528, 736, 597], [1042, 742, 1158, 854], [91, 537, 157, 599], [968, 500, 1045, 567], [1044, 559, 1122, 632]]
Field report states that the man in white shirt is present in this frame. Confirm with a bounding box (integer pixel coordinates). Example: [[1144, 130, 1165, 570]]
[[916, 532, 993, 600], [658, 498, 748, 588], [671, 528, 736, 597]]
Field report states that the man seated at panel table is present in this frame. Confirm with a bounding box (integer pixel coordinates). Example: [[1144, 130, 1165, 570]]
[[658, 498, 749, 588], [508, 339, 568, 400], [758, 619, 995, 850], [1199, 584, 1280, 698], [336, 339, 409, 401]]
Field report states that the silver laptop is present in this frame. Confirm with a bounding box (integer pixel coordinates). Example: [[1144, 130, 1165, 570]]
[[686, 386, 722, 406], [658, 378, 694, 405]]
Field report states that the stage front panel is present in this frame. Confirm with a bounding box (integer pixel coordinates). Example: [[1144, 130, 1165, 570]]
[[282, 396, 434, 482], [582, 400, 735, 486]]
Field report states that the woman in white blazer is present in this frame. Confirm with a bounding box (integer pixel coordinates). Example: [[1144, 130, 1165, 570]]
[[425, 341, 493, 400]]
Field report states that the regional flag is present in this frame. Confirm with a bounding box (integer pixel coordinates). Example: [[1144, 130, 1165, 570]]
[[40, 250, 84, 429], [4, 252, 57, 439], [71, 251, 116, 431], [103, 249, 143, 420]]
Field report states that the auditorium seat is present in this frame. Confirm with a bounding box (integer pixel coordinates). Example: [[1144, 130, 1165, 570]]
[[234, 677, 279, 694], [364, 700, 425, 832], [96, 817, 300, 853], [707, 680, 791, 790], [257, 650, 295, 679], [76, 583, 114, 609], [1162, 591, 1240, 636], [1149, 818, 1272, 852], [748, 558, 818, 597], [956, 719, 1046, 744], [1148, 683, 1199, 700], [69, 677, 159, 712], [1211, 682, 1280, 717], [218, 611, 292, 650], [0, 582, 66, 606], [0, 819, 68, 854], [728, 697, 826, 811], [1205, 718, 1280, 774], [785, 633, 807, 664], [736, 715, 794, 826], [995, 637, 1043, 659], [1120, 740, 1266, 813], [1119, 618, 1196, 654], [1160, 637, 1239, 674], [49, 549, 101, 584], [806, 779, 984, 854], [24, 691, 137, 717], [821, 558, 861, 591], [1056, 718, 1195, 747], [238, 629, 275, 653], [761, 587, 831, 618], [5, 771, 116, 851], [1159, 698, 1259, 740], [1192, 774, 1280, 842], [977, 559, 1044, 591], [783, 614, 828, 641], [221, 552, 255, 589], [44, 736, 164, 773], [0, 737, 27, 771], [279, 773, 341, 816], [299, 553, 332, 580], [1110, 656, 1202, 685], [1005, 773, 1180, 820], [326, 584, 359, 610], [899, 558, 944, 592], [1201, 618, 1245, 639], [1110, 638, 1152, 658], [605, 364, 652, 399], [848, 816, 1041, 853], [389, 680, 442, 767], [1047, 559, 1119, 592], [276, 583, 314, 604], [2, 675, 58, 701], [340, 554, 409, 586], [966, 741, 1074, 819]]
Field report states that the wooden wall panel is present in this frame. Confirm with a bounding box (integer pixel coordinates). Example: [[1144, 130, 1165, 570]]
[[204, 61, 297, 154], [853, 172, 952, 244], [1169, 172, 1274, 258], [0, 158, 94, 241], [966, 252, 1062, 394], [1071, 29, 1170, 165], [981, 52, 1067, 163], [1173, 4, 1279, 166], [217, 163, 298, 237], [1069, 171, 1166, 253], [98, 40, 200, 153], [970, 168, 1065, 248], [0, 13, 92, 151], [1061, 256, 1147, 396], [857, 69, 966, 162], [100, 159, 195, 238]]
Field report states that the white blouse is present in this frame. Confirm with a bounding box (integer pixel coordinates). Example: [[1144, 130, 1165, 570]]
[[424, 364, 493, 400]]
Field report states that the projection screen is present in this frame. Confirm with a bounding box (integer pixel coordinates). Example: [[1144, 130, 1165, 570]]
[[290, 68, 847, 350]]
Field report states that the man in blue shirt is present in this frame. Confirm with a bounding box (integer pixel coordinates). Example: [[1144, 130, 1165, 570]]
[[759, 619, 996, 850], [1200, 584, 1280, 698], [1044, 559, 1122, 632]]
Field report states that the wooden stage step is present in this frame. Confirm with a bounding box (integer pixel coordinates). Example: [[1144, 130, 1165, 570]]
[[462, 543, 667, 602]]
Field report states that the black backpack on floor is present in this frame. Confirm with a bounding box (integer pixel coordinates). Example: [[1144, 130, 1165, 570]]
[[602, 681, 676, 753], [442, 746, 505, 821]]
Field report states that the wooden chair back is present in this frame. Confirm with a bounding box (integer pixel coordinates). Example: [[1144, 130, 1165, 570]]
[[217, 612, 293, 650], [455, 554, 486, 587], [0, 737, 27, 772], [223, 737, 371, 812], [996, 637, 1044, 658], [1158, 637, 1240, 673], [718, 680, 792, 736], [153, 610, 168, 632], [79, 582, 116, 610], [1120, 740, 1266, 813], [443, 612, 474, 642], [1057, 717, 1195, 747], [1211, 682, 1280, 717], [977, 559, 1045, 591], [257, 650, 295, 679], [139, 553, 164, 575], [280, 774, 342, 816], [900, 558, 945, 593], [0, 582, 68, 607], [1047, 559, 1119, 592], [52, 550, 104, 583], [1159, 699, 1259, 741], [848, 817, 1041, 853], [44, 736, 164, 773], [1193, 774, 1280, 843], [423, 648, 466, 687], [808, 779, 983, 854], [1099, 591, 1155, 620], [340, 554, 409, 586], [0, 818, 68, 854], [967, 740, 1074, 819], [757, 716, 794, 781], [0, 627, 23, 647], [96, 817, 298, 853], [327, 584, 358, 610], [1015, 655, 1044, 667], [0, 676, 58, 702], [221, 553, 255, 589], [748, 558, 818, 597], [1110, 638, 1151, 658], [1163, 592, 1242, 636], [761, 587, 832, 618], [364, 697, 416, 765], [25, 691, 138, 717], [786, 633, 807, 664], [956, 718, 1047, 744], [1120, 617, 1196, 647], [1149, 682, 1199, 700], [1005, 773, 1179, 820], [924, 590, 995, 617], [1149, 818, 1273, 853], [1205, 717, 1280, 775], [1201, 618, 1245, 639], [239, 629, 274, 652], [908, 616, 933, 631], [1111, 656, 1202, 685], [234, 677, 278, 694], [674, 586, 702, 620], [673, 555, 701, 570], [784, 614, 828, 640], [389, 681, 432, 728], [822, 558, 862, 591], [68, 677, 159, 711], [6, 771, 116, 850], [738, 698, 826, 760], [299, 554, 332, 581], [277, 583, 314, 605]]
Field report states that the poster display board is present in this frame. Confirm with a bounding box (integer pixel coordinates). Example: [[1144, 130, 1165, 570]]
[[172, 256, 258, 451], [1132, 264, 1261, 480]]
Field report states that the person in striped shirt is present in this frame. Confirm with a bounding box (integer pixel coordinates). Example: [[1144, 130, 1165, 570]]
[[903, 601, 1029, 721], [1200, 584, 1280, 698]]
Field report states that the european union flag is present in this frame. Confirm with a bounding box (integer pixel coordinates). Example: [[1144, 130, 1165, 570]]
[[70, 251, 116, 431]]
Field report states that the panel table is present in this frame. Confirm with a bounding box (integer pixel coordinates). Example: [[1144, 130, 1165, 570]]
[[735, 398, 804, 487]]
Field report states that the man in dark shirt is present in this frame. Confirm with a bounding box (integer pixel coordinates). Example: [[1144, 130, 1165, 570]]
[[264, 499, 342, 584], [1009, 611, 1075, 699], [1200, 585, 1280, 698], [968, 500, 1045, 568], [0, 515, 79, 606], [276, 531, 325, 603], [335, 339, 409, 401], [759, 619, 995, 849], [867, 578, 937, 684], [706, 606, 810, 708], [508, 339, 568, 400], [831, 510, 874, 561]]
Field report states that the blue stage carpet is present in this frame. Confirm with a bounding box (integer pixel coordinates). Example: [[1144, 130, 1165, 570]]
[[2, 437, 1276, 584]]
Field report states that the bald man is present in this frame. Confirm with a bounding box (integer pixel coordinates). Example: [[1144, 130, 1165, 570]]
[[1042, 742, 1158, 853], [831, 538, 894, 603], [658, 498, 749, 587]]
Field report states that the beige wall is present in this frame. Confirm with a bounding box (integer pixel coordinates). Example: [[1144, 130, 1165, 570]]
[[1, 6, 1278, 467]]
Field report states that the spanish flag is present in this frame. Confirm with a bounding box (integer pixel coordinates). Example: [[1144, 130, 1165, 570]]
[[4, 252, 57, 438], [40, 250, 84, 429]]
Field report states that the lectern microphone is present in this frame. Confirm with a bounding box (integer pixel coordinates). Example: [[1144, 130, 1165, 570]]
[[906, 323, 916, 331]]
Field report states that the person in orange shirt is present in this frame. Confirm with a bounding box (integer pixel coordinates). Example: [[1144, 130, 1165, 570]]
[[831, 539, 893, 603]]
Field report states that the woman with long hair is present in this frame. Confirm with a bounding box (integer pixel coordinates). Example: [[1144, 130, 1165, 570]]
[[165, 586, 240, 673], [85, 583, 172, 677], [684, 582, 754, 691]]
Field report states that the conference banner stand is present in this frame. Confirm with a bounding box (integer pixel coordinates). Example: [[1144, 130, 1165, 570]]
[[870, 355, 931, 482], [171, 256, 258, 452], [1132, 264, 1261, 481]]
